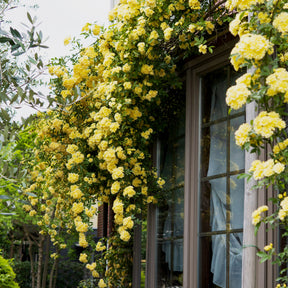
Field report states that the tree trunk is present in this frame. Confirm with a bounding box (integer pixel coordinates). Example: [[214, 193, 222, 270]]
[[52, 258, 59, 288], [41, 236, 50, 288], [36, 234, 44, 288], [49, 255, 59, 288], [24, 228, 35, 288]]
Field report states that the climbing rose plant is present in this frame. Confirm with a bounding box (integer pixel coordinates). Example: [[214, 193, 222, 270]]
[[225, 0, 288, 286], [22, 0, 288, 287]]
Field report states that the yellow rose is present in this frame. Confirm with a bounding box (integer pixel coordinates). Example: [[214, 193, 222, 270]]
[[112, 167, 124, 180], [123, 186, 136, 198], [79, 253, 88, 263], [98, 279, 107, 288], [111, 181, 121, 194], [64, 36, 71, 46], [120, 230, 131, 242]]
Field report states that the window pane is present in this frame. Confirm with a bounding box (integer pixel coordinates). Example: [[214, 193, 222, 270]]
[[199, 235, 225, 288], [230, 175, 244, 230], [201, 122, 227, 177], [157, 187, 184, 239], [230, 117, 245, 172], [157, 239, 183, 287], [202, 67, 228, 123], [156, 96, 185, 288], [199, 233, 243, 288], [199, 65, 244, 288], [200, 177, 227, 233], [229, 233, 243, 288]]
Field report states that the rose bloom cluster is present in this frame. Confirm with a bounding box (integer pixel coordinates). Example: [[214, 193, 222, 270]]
[[249, 159, 285, 180], [273, 139, 288, 155], [230, 33, 272, 71], [266, 68, 288, 101], [253, 111, 285, 138], [226, 0, 265, 11], [279, 197, 288, 221], [252, 205, 268, 226]]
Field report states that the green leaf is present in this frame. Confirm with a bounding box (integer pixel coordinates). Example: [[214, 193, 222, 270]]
[[26, 192, 37, 197], [10, 27, 22, 39], [0, 36, 15, 45], [27, 12, 33, 24], [0, 109, 11, 121], [0, 195, 11, 200], [237, 173, 250, 179]]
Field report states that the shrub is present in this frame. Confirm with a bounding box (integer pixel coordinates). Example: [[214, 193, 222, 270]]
[[12, 261, 34, 288], [0, 254, 19, 288], [55, 261, 85, 288]]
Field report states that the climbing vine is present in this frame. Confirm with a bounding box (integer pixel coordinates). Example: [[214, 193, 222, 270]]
[[21, 0, 288, 287], [225, 0, 288, 286]]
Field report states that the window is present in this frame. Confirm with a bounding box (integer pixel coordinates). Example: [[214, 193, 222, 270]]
[[146, 43, 250, 288], [199, 65, 244, 288], [155, 92, 185, 287]]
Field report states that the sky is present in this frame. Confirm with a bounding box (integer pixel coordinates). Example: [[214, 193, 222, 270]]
[[7, 0, 112, 58], [5, 0, 113, 118]]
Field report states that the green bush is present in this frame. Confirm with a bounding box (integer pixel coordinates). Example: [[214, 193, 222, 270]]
[[12, 261, 34, 288], [0, 255, 19, 288], [77, 279, 97, 288], [55, 261, 85, 288]]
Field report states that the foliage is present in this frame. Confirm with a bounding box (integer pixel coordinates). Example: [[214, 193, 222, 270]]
[[0, 0, 47, 113], [53, 261, 85, 288], [0, 253, 19, 288], [12, 259, 85, 288], [13, 261, 35, 288], [77, 279, 98, 288], [20, 0, 288, 288], [0, 0, 47, 222], [21, 0, 234, 287]]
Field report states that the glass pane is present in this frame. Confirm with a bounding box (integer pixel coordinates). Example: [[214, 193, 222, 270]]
[[230, 117, 245, 171], [158, 201, 172, 238], [157, 186, 184, 238], [200, 177, 226, 232], [199, 236, 225, 288], [202, 67, 228, 123], [200, 126, 211, 178], [210, 177, 227, 232], [199, 64, 244, 288], [175, 136, 185, 185], [160, 113, 185, 189], [202, 122, 227, 177], [208, 122, 227, 176], [211, 234, 227, 287], [156, 92, 185, 288], [229, 233, 243, 288], [157, 240, 183, 287], [230, 175, 244, 230]]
